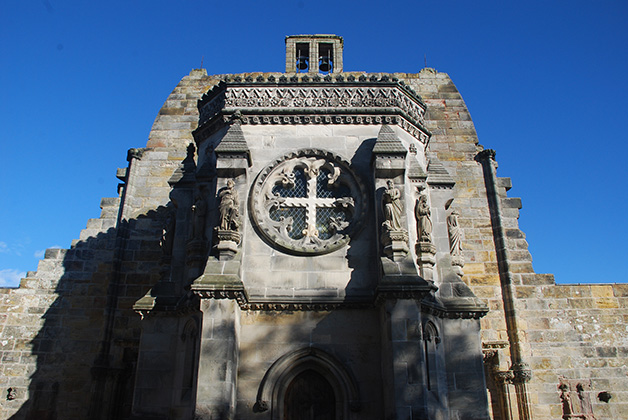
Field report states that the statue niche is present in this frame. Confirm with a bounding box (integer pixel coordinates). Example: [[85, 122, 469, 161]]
[[380, 180, 409, 261], [218, 179, 240, 232], [160, 209, 176, 260], [414, 190, 436, 279], [415, 193, 432, 243], [191, 195, 207, 241], [382, 180, 403, 232], [214, 179, 241, 260], [447, 209, 465, 277]]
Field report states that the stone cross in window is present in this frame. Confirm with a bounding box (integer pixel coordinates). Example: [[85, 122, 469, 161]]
[[271, 158, 352, 241], [251, 150, 366, 255]]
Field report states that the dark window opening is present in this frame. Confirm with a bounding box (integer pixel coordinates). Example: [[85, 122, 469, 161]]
[[318, 43, 333, 74], [284, 369, 336, 420], [296, 43, 310, 73]]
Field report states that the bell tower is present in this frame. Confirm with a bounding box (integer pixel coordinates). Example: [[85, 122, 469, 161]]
[[285, 34, 343, 74]]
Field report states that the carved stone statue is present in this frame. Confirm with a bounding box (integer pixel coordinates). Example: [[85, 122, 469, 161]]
[[415, 194, 432, 243], [380, 180, 409, 261], [559, 384, 573, 417], [218, 179, 240, 232], [577, 383, 593, 416], [447, 209, 463, 258], [160, 210, 176, 257], [558, 379, 596, 420], [414, 191, 435, 278], [191, 195, 207, 240], [447, 209, 464, 276], [382, 180, 403, 231]]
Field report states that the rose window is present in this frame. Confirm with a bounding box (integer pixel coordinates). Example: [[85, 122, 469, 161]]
[[250, 149, 366, 255]]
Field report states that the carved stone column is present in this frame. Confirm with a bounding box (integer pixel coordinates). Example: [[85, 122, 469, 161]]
[[493, 370, 516, 420]]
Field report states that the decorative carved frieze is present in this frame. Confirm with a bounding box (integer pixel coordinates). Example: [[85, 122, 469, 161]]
[[193, 289, 248, 306], [193, 291, 484, 316], [191, 290, 373, 311], [242, 301, 371, 311], [195, 79, 431, 144], [374, 290, 432, 305], [420, 301, 488, 320]]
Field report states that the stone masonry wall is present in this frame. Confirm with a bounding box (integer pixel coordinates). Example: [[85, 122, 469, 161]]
[[2, 67, 627, 420], [0, 69, 217, 419], [405, 69, 628, 419], [0, 196, 120, 419]]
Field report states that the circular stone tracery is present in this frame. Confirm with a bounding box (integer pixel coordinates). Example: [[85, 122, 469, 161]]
[[250, 149, 366, 255]]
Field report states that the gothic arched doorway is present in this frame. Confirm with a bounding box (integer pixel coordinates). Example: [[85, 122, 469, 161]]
[[284, 369, 336, 420], [255, 347, 361, 420]]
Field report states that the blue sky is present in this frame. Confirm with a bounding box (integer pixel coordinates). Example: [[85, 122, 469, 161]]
[[1, 1, 627, 287]]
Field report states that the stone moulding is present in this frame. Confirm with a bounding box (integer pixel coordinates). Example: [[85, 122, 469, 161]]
[[420, 299, 488, 320], [191, 290, 486, 318], [242, 301, 372, 311], [194, 78, 431, 144], [191, 290, 373, 311], [191, 289, 248, 306]]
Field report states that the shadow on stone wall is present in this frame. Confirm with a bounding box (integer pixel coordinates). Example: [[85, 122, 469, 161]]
[[236, 304, 487, 419], [5, 206, 171, 420]]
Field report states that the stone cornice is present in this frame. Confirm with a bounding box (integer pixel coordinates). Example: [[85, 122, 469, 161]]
[[193, 75, 431, 144], [420, 298, 488, 320]]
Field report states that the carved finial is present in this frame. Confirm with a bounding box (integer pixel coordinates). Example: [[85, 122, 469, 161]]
[[187, 143, 196, 159], [231, 110, 243, 125]]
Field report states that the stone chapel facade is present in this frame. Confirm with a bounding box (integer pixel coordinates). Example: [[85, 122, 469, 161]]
[[1, 35, 627, 420]]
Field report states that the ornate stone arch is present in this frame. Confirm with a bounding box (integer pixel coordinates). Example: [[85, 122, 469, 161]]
[[255, 347, 361, 419], [423, 320, 440, 343]]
